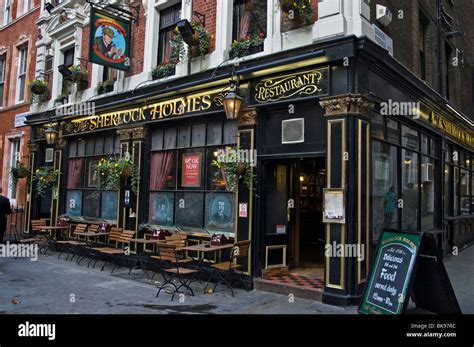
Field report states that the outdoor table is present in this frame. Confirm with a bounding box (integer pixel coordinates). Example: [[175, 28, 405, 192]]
[[129, 238, 167, 278], [181, 243, 234, 280], [73, 231, 110, 247], [36, 226, 70, 254]]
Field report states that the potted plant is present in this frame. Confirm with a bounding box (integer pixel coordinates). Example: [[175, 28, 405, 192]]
[[54, 94, 69, 105], [278, 0, 314, 29], [170, 20, 210, 61], [95, 155, 139, 193], [229, 32, 265, 59], [10, 161, 30, 186], [151, 62, 177, 80], [34, 167, 60, 198], [97, 78, 115, 95], [68, 65, 89, 91], [28, 79, 48, 95], [212, 147, 255, 193]]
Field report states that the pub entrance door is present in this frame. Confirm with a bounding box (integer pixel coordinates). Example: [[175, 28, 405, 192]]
[[262, 158, 326, 278]]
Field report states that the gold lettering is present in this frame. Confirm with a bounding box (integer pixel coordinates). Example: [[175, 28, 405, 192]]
[[201, 95, 212, 110]]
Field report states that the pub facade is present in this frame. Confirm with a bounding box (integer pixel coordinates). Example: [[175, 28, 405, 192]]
[[24, 1, 473, 307]]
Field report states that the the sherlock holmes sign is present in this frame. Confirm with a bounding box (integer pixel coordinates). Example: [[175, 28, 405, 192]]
[[89, 8, 131, 71], [62, 89, 232, 135], [253, 67, 329, 104]]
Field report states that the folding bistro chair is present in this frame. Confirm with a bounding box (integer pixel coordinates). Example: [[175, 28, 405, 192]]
[[87, 227, 123, 268], [56, 224, 88, 261], [154, 243, 198, 301], [204, 240, 252, 297]]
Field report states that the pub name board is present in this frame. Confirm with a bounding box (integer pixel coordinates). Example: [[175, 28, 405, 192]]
[[252, 67, 329, 104], [62, 90, 231, 135]]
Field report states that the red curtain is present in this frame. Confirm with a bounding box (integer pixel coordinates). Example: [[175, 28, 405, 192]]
[[67, 158, 84, 189], [239, 0, 251, 38], [150, 152, 175, 191]]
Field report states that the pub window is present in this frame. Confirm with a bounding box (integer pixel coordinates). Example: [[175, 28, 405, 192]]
[[444, 164, 452, 217], [16, 46, 28, 103], [0, 55, 5, 108], [401, 149, 419, 231], [401, 125, 419, 151], [372, 113, 384, 140], [232, 0, 267, 48], [66, 135, 119, 222], [157, 3, 181, 67], [372, 141, 398, 240], [460, 168, 470, 215], [149, 121, 238, 233], [421, 156, 435, 229], [386, 119, 399, 144]]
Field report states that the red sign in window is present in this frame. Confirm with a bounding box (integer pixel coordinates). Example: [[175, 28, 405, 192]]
[[181, 153, 202, 187]]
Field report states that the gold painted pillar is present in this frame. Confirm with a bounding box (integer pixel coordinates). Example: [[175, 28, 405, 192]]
[[50, 137, 67, 226], [319, 94, 374, 306], [24, 143, 39, 235], [116, 126, 147, 231]]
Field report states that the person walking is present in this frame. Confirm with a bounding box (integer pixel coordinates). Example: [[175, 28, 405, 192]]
[[0, 188, 12, 242]]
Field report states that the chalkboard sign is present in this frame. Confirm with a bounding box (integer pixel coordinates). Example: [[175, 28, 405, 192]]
[[360, 230, 461, 314], [359, 231, 422, 314]]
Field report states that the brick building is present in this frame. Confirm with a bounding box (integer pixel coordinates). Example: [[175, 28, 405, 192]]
[[8, 0, 474, 306], [0, 0, 40, 210]]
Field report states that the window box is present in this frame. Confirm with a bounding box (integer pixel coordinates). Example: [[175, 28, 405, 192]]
[[151, 63, 176, 80], [229, 33, 265, 59]]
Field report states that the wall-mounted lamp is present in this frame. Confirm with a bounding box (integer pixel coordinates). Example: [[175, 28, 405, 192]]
[[223, 79, 243, 120], [44, 124, 58, 145]]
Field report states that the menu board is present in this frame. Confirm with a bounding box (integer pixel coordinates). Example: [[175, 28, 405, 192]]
[[359, 231, 422, 314], [323, 188, 345, 223]]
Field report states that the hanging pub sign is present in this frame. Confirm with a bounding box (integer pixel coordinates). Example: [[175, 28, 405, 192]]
[[89, 8, 131, 71], [181, 153, 202, 188], [251, 67, 329, 104]]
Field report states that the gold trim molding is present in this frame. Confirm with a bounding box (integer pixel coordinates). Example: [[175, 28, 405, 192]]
[[320, 94, 374, 117]]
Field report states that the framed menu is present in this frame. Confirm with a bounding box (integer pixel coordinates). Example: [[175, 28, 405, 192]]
[[323, 188, 345, 224]]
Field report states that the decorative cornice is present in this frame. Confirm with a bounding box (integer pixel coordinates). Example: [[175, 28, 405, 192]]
[[0, 45, 7, 55], [239, 108, 259, 126], [55, 137, 67, 150], [117, 126, 148, 141], [319, 94, 375, 117]]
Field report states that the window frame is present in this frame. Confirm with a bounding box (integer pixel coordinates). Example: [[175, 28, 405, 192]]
[[8, 138, 20, 203], [16, 46, 28, 103], [157, 3, 182, 66], [0, 55, 5, 108]]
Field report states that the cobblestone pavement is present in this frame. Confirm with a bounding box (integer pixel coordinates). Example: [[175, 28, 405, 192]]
[[0, 252, 355, 314]]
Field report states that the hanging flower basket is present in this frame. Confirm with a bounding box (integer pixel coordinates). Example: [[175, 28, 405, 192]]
[[34, 167, 60, 198], [28, 79, 48, 95], [170, 20, 210, 62], [10, 161, 30, 186], [212, 147, 255, 193], [94, 156, 139, 193]]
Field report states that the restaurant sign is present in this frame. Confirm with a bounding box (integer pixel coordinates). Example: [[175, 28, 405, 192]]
[[62, 89, 234, 135], [252, 67, 329, 104]]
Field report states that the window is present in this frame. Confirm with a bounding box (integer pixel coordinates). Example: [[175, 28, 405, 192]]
[[24, 0, 32, 13], [16, 47, 28, 103], [0, 56, 5, 108], [149, 121, 238, 233], [61, 47, 74, 96], [402, 149, 419, 231], [8, 139, 20, 201], [232, 0, 267, 41], [372, 141, 398, 241], [66, 135, 120, 222], [3, 0, 11, 26], [421, 157, 435, 229], [419, 11, 429, 81], [158, 3, 181, 66]]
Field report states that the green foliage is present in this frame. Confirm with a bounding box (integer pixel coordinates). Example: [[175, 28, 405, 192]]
[[68, 65, 89, 82], [10, 161, 30, 187], [211, 147, 254, 193], [28, 79, 48, 96], [278, 0, 314, 27], [34, 167, 60, 198], [95, 155, 139, 194], [170, 20, 210, 62], [229, 33, 265, 59], [151, 62, 176, 80]]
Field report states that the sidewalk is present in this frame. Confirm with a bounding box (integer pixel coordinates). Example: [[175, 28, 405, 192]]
[[0, 252, 355, 314], [443, 244, 474, 314]]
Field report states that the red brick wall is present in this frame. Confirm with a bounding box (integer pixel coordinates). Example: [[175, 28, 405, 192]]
[[0, 7, 39, 205], [125, 1, 145, 77], [193, 0, 217, 53]]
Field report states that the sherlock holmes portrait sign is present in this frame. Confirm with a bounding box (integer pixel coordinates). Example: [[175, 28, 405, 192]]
[[89, 8, 131, 71]]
